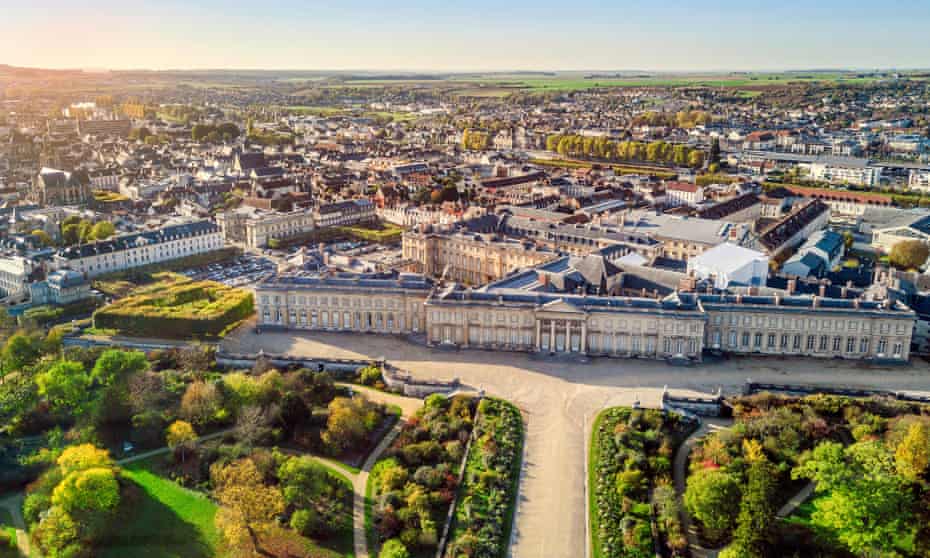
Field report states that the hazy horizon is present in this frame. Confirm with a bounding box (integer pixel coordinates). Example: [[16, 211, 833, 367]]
[[5, 0, 930, 72]]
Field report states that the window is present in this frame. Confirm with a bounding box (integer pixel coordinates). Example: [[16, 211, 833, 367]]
[[754, 333, 762, 348], [877, 338, 887, 354], [832, 337, 841, 352], [767, 334, 776, 348], [819, 336, 828, 351], [793, 335, 801, 350], [846, 337, 856, 353], [781, 334, 789, 349], [893, 343, 903, 357], [742, 332, 750, 347], [860, 338, 869, 353], [729, 331, 738, 347]]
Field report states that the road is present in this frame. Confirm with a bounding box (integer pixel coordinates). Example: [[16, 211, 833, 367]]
[[222, 328, 930, 558]]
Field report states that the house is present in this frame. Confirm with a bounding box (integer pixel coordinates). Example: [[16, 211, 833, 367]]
[[664, 182, 705, 207], [782, 230, 845, 278]]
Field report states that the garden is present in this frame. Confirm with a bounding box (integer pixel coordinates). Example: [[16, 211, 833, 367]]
[[0, 332, 403, 558], [91, 272, 254, 339], [683, 393, 930, 558], [367, 394, 476, 558], [444, 397, 524, 558], [589, 407, 696, 558]]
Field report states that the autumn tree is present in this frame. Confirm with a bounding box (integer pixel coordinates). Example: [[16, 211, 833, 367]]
[[212, 458, 285, 556], [895, 421, 930, 481], [322, 396, 380, 454], [889, 240, 929, 270], [166, 420, 197, 463], [180, 381, 223, 426]]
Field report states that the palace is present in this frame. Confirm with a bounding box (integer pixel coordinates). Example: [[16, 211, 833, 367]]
[[254, 255, 915, 363]]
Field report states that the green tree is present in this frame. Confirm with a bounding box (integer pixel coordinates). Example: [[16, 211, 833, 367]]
[[380, 538, 410, 558], [91, 349, 148, 386], [684, 468, 741, 543], [212, 458, 286, 555], [889, 240, 929, 270], [729, 457, 778, 557], [36, 360, 91, 413], [793, 441, 912, 556], [61, 223, 81, 245], [3, 332, 42, 371]]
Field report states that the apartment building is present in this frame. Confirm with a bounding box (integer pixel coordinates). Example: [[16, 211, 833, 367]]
[[54, 220, 224, 278], [314, 199, 376, 228], [807, 157, 882, 187]]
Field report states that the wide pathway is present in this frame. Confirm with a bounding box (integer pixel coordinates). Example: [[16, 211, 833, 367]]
[[222, 328, 930, 558]]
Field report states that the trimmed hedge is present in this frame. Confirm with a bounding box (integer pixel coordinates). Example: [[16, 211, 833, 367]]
[[92, 274, 253, 339], [21, 297, 101, 327], [445, 397, 524, 558]]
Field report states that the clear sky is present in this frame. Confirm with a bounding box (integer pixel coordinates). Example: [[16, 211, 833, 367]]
[[4, 0, 930, 72]]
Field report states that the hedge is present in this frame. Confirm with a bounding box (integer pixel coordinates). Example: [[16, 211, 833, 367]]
[[92, 274, 253, 339], [20, 297, 101, 327]]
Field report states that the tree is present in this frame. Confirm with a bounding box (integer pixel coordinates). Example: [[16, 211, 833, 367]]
[[322, 396, 380, 454], [36, 360, 91, 413], [57, 444, 115, 475], [180, 381, 223, 426], [51, 467, 120, 515], [212, 458, 285, 556], [895, 421, 930, 481], [30, 229, 52, 246], [683, 468, 741, 543], [91, 349, 148, 386], [3, 332, 41, 371], [889, 240, 929, 270], [235, 405, 271, 447], [178, 343, 214, 377], [166, 420, 197, 463], [61, 223, 81, 245], [709, 137, 721, 165], [729, 457, 778, 557], [89, 221, 115, 241], [793, 441, 912, 555], [379, 538, 410, 558]]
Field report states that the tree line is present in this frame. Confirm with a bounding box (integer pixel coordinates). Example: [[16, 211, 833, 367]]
[[545, 134, 706, 168]]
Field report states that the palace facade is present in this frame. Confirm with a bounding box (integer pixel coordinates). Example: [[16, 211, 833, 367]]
[[254, 271, 915, 363]]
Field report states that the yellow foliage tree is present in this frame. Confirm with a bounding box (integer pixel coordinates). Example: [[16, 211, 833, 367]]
[[166, 420, 197, 463], [895, 422, 930, 482], [57, 444, 115, 476], [212, 458, 285, 554]]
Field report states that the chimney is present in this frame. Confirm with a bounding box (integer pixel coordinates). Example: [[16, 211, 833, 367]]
[[538, 272, 550, 286], [735, 293, 742, 304], [818, 284, 826, 297], [841, 286, 848, 298], [812, 296, 820, 308], [853, 298, 860, 309], [774, 293, 781, 305], [787, 278, 796, 295], [884, 298, 893, 310]]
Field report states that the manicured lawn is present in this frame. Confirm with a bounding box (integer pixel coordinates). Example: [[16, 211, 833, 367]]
[[587, 409, 608, 558], [99, 459, 220, 558]]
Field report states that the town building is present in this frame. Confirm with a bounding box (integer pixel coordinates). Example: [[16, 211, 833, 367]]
[[217, 206, 316, 249], [31, 168, 91, 206], [54, 220, 224, 278]]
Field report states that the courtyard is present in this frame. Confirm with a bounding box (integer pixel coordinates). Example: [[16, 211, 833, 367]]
[[222, 326, 930, 558]]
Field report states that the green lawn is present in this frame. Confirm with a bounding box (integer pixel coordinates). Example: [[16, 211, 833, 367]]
[[587, 409, 607, 558], [99, 459, 220, 558]]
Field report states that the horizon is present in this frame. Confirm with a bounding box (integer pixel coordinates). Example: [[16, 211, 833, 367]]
[[5, 0, 930, 72]]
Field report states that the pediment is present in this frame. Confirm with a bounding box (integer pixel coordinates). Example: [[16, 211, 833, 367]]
[[537, 298, 586, 315]]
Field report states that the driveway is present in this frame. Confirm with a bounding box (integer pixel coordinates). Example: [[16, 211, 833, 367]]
[[222, 328, 930, 558]]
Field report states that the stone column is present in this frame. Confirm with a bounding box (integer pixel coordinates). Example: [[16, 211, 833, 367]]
[[550, 320, 556, 351], [566, 320, 572, 352], [581, 321, 588, 355], [535, 319, 542, 351]]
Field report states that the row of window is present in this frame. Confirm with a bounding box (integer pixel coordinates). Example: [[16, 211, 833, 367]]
[[709, 330, 903, 357], [710, 313, 906, 335]]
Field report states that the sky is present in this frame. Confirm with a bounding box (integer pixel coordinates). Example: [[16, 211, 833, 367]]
[[4, 0, 930, 72]]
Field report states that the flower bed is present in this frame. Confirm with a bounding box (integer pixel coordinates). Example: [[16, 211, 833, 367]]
[[590, 407, 695, 558], [444, 397, 524, 558], [367, 394, 476, 557]]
